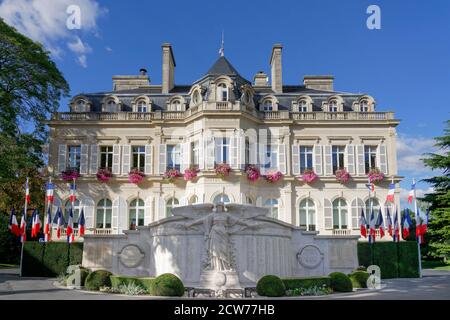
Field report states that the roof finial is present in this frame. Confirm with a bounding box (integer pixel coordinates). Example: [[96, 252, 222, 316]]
[[219, 30, 224, 57]]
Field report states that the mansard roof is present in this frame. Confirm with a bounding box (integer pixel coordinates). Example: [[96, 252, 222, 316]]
[[206, 56, 241, 77]]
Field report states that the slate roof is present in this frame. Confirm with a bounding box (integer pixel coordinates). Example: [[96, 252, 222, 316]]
[[206, 56, 242, 76]]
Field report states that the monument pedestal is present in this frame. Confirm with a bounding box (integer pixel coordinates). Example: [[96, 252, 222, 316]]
[[199, 270, 241, 292]]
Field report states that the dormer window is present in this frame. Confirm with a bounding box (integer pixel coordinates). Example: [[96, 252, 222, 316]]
[[171, 100, 182, 111], [192, 90, 201, 106], [105, 100, 117, 112], [137, 101, 148, 112], [217, 83, 228, 102], [76, 99, 86, 111], [263, 100, 273, 111], [329, 100, 338, 112], [360, 100, 369, 112], [72, 97, 90, 112], [298, 100, 308, 112]]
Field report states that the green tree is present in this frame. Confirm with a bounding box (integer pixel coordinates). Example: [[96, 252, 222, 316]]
[[421, 121, 450, 261], [0, 18, 69, 212]]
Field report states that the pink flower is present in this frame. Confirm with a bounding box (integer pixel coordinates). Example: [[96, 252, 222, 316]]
[[301, 169, 318, 183], [184, 167, 199, 181], [164, 168, 181, 182], [215, 163, 231, 178], [96, 168, 112, 183], [265, 171, 283, 183], [61, 168, 80, 182], [128, 168, 145, 184], [245, 165, 260, 182], [335, 168, 350, 184], [368, 168, 384, 184]]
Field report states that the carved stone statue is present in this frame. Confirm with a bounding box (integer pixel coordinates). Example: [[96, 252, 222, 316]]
[[176, 203, 264, 272]]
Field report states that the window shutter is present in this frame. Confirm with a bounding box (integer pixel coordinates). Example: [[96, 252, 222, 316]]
[[112, 144, 121, 175], [83, 198, 95, 229], [58, 144, 67, 173], [324, 198, 333, 229], [206, 135, 215, 169], [258, 143, 267, 175], [112, 198, 120, 233], [249, 136, 257, 165], [278, 143, 287, 174], [356, 144, 365, 175], [158, 144, 167, 174], [89, 145, 98, 174], [313, 145, 322, 175], [378, 145, 388, 174], [239, 133, 246, 170], [144, 196, 152, 225], [198, 136, 205, 170], [144, 144, 153, 175], [230, 134, 239, 169], [351, 198, 364, 230], [122, 145, 131, 174], [79, 144, 89, 174], [292, 145, 300, 175], [323, 145, 332, 176], [346, 144, 355, 175]]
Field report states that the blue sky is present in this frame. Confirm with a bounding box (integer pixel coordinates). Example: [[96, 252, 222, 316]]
[[1, 0, 448, 203]]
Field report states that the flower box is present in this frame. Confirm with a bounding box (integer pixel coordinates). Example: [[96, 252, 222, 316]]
[[264, 171, 283, 183], [183, 167, 199, 181], [164, 168, 181, 183], [61, 168, 80, 182], [96, 168, 112, 183], [301, 169, 318, 184], [245, 165, 260, 182], [215, 163, 231, 178], [368, 168, 384, 184], [335, 168, 350, 184], [128, 168, 145, 184]]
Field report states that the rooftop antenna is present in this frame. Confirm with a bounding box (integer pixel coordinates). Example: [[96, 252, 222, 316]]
[[219, 30, 224, 57]]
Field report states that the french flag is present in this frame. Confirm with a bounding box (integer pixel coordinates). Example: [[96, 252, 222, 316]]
[[66, 207, 75, 243], [46, 182, 54, 203], [52, 207, 65, 239], [19, 209, 27, 243], [25, 178, 30, 204], [69, 183, 77, 203], [402, 209, 413, 240], [8, 208, 20, 237], [31, 209, 41, 238], [408, 182, 416, 204], [376, 208, 385, 238], [78, 208, 85, 237], [393, 209, 400, 242], [366, 180, 375, 193], [386, 183, 395, 202], [359, 209, 367, 238], [44, 206, 52, 242], [369, 208, 376, 243], [385, 207, 393, 237]]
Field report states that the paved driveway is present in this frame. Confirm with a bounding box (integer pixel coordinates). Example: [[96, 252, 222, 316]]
[[0, 268, 449, 300]]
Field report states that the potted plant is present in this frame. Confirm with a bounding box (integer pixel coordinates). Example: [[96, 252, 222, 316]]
[[368, 168, 384, 184], [164, 168, 181, 183], [215, 163, 231, 178], [245, 165, 260, 182], [335, 168, 350, 184], [264, 171, 283, 183], [96, 168, 112, 183], [61, 168, 80, 182], [128, 168, 145, 184], [183, 166, 199, 181], [301, 169, 318, 184]]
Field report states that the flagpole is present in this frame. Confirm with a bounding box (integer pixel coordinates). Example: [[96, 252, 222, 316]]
[[368, 179, 374, 265], [412, 178, 422, 278], [19, 177, 29, 277]]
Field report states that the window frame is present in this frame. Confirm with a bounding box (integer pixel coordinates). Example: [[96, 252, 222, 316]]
[[167, 144, 181, 171], [215, 137, 230, 165], [332, 198, 348, 229], [299, 146, 313, 173], [166, 197, 179, 217], [264, 198, 279, 219], [299, 198, 316, 231], [364, 145, 378, 173], [100, 146, 114, 170], [67, 145, 81, 171], [332, 145, 346, 173], [96, 199, 112, 229], [132, 146, 146, 172], [129, 198, 145, 229]]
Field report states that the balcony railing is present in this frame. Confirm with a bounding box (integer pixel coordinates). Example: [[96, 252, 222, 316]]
[[332, 229, 352, 236], [52, 109, 395, 122], [93, 228, 112, 235]]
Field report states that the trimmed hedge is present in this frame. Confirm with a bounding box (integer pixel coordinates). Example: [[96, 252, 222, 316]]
[[151, 273, 185, 297], [358, 241, 419, 279], [21, 242, 83, 277], [349, 271, 369, 288], [282, 276, 331, 290], [256, 275, 286, 297], [110, 275, 155, 293], [85, 270, 112, 290], [329, 272, 353, 292]]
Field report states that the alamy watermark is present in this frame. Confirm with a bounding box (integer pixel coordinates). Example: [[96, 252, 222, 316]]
[[66, 5, 81, 30], [367, 5, 381, 30]]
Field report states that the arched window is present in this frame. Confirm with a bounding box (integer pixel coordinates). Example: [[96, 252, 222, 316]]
[[65, 199, 80, 228], [171, 100, 182, 111], [264, 199, 278, 219], [75, 99, 87, 112], [360, 100, 369, 112], [96, 199, 112, 229], [137, 100, 148, 112], [189, 195, 199, 205], [245, 195, 254, 205], [329, 100, 338, 112], [217, 83, 228, 102], [298, 100, 308, 112], [129, 198, 144, 229], [105, 100, 117, 112], [166, 197, 179, 217], [332, 198, 348, 229], [299, 198, 316, 231], [213, 194, 230, 205], [365, 198, 382, 226], [263, 100, 273, 111]]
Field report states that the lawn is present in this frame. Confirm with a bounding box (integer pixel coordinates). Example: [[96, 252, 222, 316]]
[[0, 263, 18, 269], [422, 260, 450, 270]]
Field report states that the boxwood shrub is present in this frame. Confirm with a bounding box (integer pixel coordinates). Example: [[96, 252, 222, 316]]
[[256, 275, 286, 297], [151, 273, 184, 296], [282, 276, 331, 290], [349, 271, 369, 288], [85, 270, 113, 291], [329, 272, 353, 292]]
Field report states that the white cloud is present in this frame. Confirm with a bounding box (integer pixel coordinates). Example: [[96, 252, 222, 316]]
[[397, 134, 437, 175], [0, 0, 106, 67]]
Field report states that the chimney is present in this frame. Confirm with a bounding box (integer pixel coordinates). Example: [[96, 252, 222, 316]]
[[270, 44, 283, 94], [112, 69, 150, 91], [162, 43, 176, 94], [254, 71, 269, 86], [303, 75, 334, 91]]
